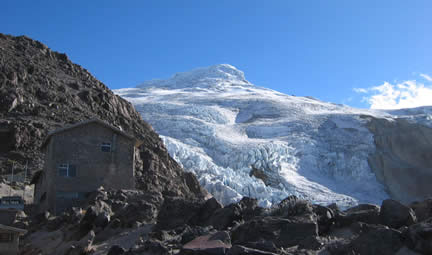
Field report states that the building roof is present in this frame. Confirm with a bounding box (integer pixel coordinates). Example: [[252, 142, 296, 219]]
[[0, 224, 27, 234], [41, 118, 144, 149]]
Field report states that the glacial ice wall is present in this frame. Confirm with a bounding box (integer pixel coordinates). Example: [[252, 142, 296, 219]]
[[116, 64, 394, 208]]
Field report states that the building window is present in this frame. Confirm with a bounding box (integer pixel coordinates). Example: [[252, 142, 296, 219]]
[[0, 233, 13, 243], [101, 142, 111, 152], [58, 164, 76, 177]]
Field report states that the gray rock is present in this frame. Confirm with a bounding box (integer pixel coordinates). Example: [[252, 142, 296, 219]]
[[181, 231, 231, 255], [107, 245, 125, 255], [268, 195, 314, 218], [351, 226, 403, 255], [227, 245, 277, 255], [336, 203, 380, 227], [380, 199, 417, 229], [155, 196, 204, 230], [231, 216, 318, 248], [328, 224, 404, 255], [366, 117, 432, 204], [206, 197, 263, 230], [410, 198, 432, 222], [313, 204, 335, 234], [405, 218, 432, 254]]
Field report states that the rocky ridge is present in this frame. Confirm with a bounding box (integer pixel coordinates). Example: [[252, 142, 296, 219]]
[[0, 33, 207, 200]]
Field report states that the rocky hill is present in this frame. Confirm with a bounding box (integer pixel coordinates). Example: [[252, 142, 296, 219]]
[[0, 33, 207, 200]]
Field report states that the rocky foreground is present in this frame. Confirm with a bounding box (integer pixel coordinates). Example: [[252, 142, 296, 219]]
[[18, 189, 432, 255]]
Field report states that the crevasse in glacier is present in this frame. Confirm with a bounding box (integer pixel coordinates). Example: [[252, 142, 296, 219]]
[[116, 64, 394, 208]]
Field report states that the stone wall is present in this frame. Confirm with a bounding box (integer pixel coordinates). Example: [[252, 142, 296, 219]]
[[0, 231, 20, 255], [37, 122, 135, 213]]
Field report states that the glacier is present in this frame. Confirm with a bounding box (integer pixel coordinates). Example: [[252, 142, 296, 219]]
[[115, 64, 431, 208]]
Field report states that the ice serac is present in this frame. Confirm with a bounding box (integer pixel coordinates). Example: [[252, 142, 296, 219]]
[[116, 64, 432, 208]]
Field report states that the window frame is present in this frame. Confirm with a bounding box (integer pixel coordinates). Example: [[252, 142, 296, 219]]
[[0, 233, 14, 243], [58, 163, 76, 177], [101, 142, 111, 152]]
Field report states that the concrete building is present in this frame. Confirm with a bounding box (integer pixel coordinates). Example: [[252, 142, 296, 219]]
[[32, 119, 142, 214], [0, 224, 27, 255]]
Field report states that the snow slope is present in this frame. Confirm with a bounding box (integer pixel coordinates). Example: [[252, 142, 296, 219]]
[[115, 64, 431, 208]]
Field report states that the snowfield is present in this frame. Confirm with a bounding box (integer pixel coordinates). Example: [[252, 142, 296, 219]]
[[115, 64, 431, 208]]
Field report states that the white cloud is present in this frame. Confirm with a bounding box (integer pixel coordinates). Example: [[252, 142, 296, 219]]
[[353, 88, 367, 93], [420, 73, 432, 81], [354, 74, 432, 110]]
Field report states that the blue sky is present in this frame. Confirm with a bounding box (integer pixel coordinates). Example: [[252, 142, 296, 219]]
[[2, 1, 431, 108]]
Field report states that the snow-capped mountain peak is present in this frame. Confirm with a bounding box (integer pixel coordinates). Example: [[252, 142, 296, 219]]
[[116, 64, 432, 208], [137, 64, 251, 90]]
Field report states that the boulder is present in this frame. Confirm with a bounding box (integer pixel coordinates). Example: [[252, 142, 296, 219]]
[[350, 226, 404, 255], [155, 196, 204, 230], [380, 199, 416, 229], [197, 197, 223, 224], [235, 197, 264, 221], [133, 240, 170, 255], [232, 240, 278, 253], [329, 224, 404, 255], [206, 197, 264, 230], [297, 236, 324, 250], [268, 195, 314, 218], [410, 198, 432, 222], [344, 203, 380, 214], [80, 200, 112, 232], [336, 203, 380, 227], [313, 204, 335, 234], [107, 245, 126, 255], [207, 205, 242, 230], [231, 216, 318, 248], [395, 246, 423, 255], [181, 231, 231, 255], [227, 245, 277, 255], [177, 225, 215, 245], [65, 230, 95, 255], [405, 218, 432, 254]]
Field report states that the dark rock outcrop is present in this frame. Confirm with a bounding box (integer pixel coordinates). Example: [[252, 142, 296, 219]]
[[181, 231, 231, 255], [227, 245, 277, 255], [336, 203, 381, 227], [366, 115, 432, 204], [350, 224, 404, 255], [405, 218, 432, 254], [380, 199, 417, 229], [231, 216, 318, 248], [410, 198, 432, 222]]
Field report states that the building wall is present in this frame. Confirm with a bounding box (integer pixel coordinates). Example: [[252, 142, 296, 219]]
[[34, 141, 53, 213], [0, 231, 20, 255], [37, 122, 135, 214], [0, 210, 18, 225]]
